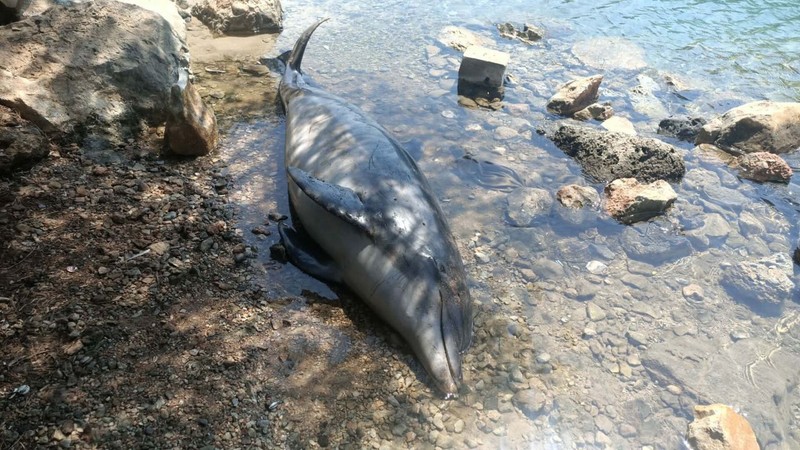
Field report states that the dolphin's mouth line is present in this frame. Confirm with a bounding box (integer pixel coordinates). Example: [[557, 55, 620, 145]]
[[439, 290, 459, 399]]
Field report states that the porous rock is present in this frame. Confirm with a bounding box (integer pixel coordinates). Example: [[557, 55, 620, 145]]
[[696, 101, 800, 154], [550, 123, 685, 183], [686, 404, 759, 450], [604, 178, 677, 224], [735, 152, 792, 183]]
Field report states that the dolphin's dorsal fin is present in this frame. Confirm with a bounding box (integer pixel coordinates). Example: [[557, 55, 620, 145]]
[[287, 166, 373, 236]]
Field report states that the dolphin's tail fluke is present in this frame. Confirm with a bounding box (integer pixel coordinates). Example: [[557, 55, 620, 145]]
[[285, 18, 328, 77]]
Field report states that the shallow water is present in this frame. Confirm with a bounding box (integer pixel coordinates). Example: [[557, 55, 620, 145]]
[[199, 1, 800, 448]]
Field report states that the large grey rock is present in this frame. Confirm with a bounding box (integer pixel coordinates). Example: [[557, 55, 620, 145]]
[[642, 335, 800, 449], [696, 101, 800, 154], [0, 1, 185, 142], [0, 105, 48, 175], [720, 253, 794, 314], [193, 0, 283, 35], [658, 116, 707, 142], [620, 225, 693, 265], [547, 75, 603, 116], [604, 178, 677, 224], [550, 124, 685, 183], [165, 70, 218, 156]]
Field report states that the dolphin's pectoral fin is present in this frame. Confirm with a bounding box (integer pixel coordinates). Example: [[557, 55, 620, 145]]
[[287, 166, 373, 236], [278, 221, 343, 283]]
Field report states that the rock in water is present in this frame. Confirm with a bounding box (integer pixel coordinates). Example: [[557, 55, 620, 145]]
[[550, 124, 685, 183], [192, 0, 283, 35], [165, 70, 219, 156], [686, 404, 759, 450], [556, 184, 599, 209], [696, 101, 800, 154], [506, 187, 553, 227], [458, 46, 510, 89], [658, 116, 707, 142], [735, 152, 792, 183], [720, 253, 794, 315], [604, 178, 677, 224], [547, 75, 603, 116]]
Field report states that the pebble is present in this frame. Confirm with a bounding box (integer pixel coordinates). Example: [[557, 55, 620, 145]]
[[666, 384, 683, 395], [494, 126, 519, 140], [453, 419, 465, 433], [682, 283, 705, 301], [586, 260, 608, 274], [441, 110, 456, 119], [535, 353, 551, 364], [586, 303, 607, 321], [582, 327, 597, 338]]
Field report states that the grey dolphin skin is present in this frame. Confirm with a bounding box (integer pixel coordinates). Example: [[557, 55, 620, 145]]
[[278, 20, 473, 397]]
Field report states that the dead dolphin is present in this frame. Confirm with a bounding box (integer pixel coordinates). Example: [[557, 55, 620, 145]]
[[278, 20, 473, 397]]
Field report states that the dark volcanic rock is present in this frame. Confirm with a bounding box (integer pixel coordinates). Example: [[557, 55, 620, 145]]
[[658, 116, 706, 142], [551, 123, 685, 183]]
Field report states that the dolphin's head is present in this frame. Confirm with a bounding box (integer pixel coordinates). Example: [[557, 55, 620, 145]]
[[412, 253, 473, 398]]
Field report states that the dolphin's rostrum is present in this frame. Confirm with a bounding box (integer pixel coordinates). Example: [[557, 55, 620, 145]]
[[278, 20, 473, 397]]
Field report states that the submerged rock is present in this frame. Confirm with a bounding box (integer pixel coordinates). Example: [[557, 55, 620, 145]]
[[0, 1, 185, 142], [165, 70, 219, 156], [572, 37, 646, 70], [686, 404, 759, 450], [192, 0, 283, 35], [547, 75, 603, 116], [720, 253, 794, 315], [658, 116, 707, 142], [604, 178, 677, 224], [550, 124, 685, 183], [556, 184, 599, 209], [601, 116, 636, 135], [438, 26, 490, 52], [496, 22, 544, 44], [0, 105, 48, 175], [696, 101, 800, 154], [506, 187, 553, 227], [734, 152, 792, 183], [573, 102, 614, 121]]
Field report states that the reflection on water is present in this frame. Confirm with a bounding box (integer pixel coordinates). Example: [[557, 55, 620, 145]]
[[205, 0, 800, 448]]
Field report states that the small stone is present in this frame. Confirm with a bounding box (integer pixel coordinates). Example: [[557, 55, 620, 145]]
[[148, 241, 170, 256], [682, 284, 704, 301], [535, 353, 551, 364], [453, 419, 465, 433], [512, 389, 546, 418], [586, 303, 607, 321], [666, 385, 682, 395], [595, 414, 614, 434], [582, 327, 597, 338], [547, 75, 603, 116], [619, 423, 637, 437]]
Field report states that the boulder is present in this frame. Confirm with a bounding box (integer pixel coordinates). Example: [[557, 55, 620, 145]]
[[0, 1, 185, 143], [0, 105, 48, 175], [658, 116, 707, 142], [604, 178, 677, 224], [696, 101, 800, 154], [686, 404, 760, 450], [547, 75, 603, 116], [496, 22, 544, 44], [165, 70, 219, 156], [735, 152, 792, 183], [720, 253, 794, 315], [556, 184, 599, 209], [573, 102, 613, 121], [192, 0, 283, 35], [550, 124, 685, 183]]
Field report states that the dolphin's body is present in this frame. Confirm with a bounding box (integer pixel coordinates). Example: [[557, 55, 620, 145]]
[[278, 20, 473, 397]]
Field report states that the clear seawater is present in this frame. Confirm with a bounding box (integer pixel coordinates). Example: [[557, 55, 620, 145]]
[[208, 0, 800, 448]]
